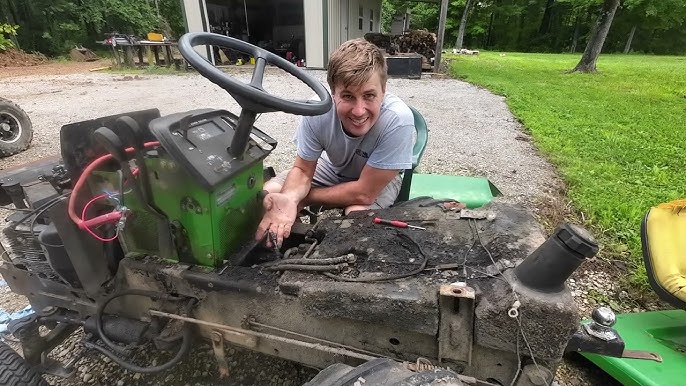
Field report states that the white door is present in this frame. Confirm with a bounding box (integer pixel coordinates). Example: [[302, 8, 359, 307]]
[[182, 0, 213, 62], [340, 0, 349, 42]]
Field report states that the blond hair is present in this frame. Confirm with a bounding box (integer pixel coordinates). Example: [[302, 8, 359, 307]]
[[327, 38, 387, 93]]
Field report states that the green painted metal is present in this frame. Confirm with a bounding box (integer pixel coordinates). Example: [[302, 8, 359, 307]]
[[145, 154, 264, 267], [408, 173, 502, 209], [582, 310, 686, 386]]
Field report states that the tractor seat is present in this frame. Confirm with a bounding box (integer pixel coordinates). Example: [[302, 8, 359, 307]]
[[641, 199, 686, 309], [395, 105, 428, 203]]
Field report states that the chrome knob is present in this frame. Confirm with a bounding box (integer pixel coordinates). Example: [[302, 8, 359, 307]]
[[592, 306, 616, 327]]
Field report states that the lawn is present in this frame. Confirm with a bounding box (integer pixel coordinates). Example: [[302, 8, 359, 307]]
[[448, 52, 686, 290]]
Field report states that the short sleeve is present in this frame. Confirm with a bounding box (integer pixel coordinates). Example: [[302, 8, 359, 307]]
[[294, 116, 324, 162], [366, 115, 414, 170]]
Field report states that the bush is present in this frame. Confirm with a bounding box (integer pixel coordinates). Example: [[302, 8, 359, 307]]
[[0, 24, 19, 52]]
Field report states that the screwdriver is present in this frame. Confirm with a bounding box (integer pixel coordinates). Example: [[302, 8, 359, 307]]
[[373, 217, 426, 230]]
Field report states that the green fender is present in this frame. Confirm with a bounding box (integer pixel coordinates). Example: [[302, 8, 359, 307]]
[[408, 173, 502, 209], [582, 310, 686, 386]]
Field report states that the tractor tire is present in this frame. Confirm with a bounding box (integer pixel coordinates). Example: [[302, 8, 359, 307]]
[[0, 341, 49, 386], [0, 98, 33, 157], [305, 358, 464, 386]]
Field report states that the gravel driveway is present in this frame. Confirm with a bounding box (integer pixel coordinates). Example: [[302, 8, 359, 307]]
[[0, 67, 602, 386], [2, 68, 561, 206]]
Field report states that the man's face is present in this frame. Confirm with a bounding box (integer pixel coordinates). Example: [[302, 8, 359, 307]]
[[333, 72, 385, 137]]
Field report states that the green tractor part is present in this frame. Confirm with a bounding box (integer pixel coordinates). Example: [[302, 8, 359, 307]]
[[409, 173, 502, 208], [89, 109, 276, 268], [583, 310, 686, 386], [583, 200, 686, 386]]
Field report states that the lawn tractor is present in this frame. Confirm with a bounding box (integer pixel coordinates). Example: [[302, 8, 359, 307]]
[[0, 33, 661, 386], [0, 97, 33, 157]]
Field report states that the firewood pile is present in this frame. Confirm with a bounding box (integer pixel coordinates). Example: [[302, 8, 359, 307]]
[[365, 29, 436, 65]]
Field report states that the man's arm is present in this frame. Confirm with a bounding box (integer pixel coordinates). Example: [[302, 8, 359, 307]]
[[255, 156, 317, 247], [305, 165, 399, 208]]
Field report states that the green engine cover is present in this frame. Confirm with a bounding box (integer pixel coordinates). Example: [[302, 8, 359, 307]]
[[112, 155, 264, 267], [141, 153, 264, 267], [109, 109, 275, 267]]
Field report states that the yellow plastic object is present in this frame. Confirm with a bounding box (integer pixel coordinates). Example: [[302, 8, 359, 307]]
[[643, 200, 686, 306], [250, 57, 256, 65], [147, 32, 164, 42]]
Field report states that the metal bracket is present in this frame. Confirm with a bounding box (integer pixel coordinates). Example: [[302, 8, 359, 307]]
[[622, 349, 663, 362], [438, 283, 475, 365], [211, 330, 230, 378]]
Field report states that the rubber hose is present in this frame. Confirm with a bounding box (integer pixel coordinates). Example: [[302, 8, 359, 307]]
[[96, 289, 185, 355]]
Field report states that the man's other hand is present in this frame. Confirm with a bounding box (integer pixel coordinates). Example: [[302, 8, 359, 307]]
[[256, 193, 299, 249]]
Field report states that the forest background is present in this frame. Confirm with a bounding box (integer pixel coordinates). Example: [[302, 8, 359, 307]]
[[1, 0, 684, 58]]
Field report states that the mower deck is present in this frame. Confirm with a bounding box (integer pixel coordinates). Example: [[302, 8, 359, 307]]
[[582, 309, 686, 386]]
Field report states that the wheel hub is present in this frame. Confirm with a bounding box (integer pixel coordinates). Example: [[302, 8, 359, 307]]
[[0, 113, 21, 143]]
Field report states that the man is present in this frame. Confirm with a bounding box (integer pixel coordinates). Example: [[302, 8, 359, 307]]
[[256, 38, 415, 248]]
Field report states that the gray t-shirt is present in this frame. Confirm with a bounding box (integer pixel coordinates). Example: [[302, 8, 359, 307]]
[[294, 93, 414, 183]]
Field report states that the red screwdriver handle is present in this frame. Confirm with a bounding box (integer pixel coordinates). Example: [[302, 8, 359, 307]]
[[373, 217, 408, 228]]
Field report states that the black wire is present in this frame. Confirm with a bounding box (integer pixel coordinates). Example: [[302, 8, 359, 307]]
[[95, 289, 188, 355], [323, 231, 428, 282], [12, 192, 71, 226], [30, 196, 68, 248], [87, 298, 196, 374]]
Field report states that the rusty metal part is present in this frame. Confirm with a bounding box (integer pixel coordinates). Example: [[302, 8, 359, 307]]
[[247, 319, 383, 358], [265, 263, 348, 272], [148, 309, 377, 362], [622, 349, 663, 362], [405, 358, 499, 386], [440, 201, 467, 212], [301, 238, 318, 259], [211, 331, 230, 378], [438, 283, 475, 365]]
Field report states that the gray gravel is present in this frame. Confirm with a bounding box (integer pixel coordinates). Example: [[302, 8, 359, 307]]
[[1, 68, 572, 385], [1, 68, 561, 208]]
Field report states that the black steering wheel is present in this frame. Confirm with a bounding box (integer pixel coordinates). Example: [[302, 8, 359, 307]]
[[178, 32, 332, 115]]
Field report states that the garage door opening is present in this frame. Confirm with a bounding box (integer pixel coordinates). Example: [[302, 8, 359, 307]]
[[206, 0, 305, 65]]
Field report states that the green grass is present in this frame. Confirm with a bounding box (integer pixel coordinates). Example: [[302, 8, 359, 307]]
[[448, 52, 686, 290]]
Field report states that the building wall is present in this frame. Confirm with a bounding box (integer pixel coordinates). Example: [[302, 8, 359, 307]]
[[182, 0, 381, 69], [346, 0, 380, 40], [304, 0, 326, 68], [324, 0, 380, 64], [181, 0, 214, 60]]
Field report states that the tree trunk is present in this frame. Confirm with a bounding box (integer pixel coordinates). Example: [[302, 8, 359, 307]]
[[570, 0, 620, 73], [570, 15, 580, 52], [486, 12, 495, 47], [454, 0, 474, 50], [538, 0, 556, 35], [623, 25, 636, 54]]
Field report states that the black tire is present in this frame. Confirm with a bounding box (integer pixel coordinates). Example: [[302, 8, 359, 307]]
[[0, 98, 33, 157], [0, 340, 49, 386]]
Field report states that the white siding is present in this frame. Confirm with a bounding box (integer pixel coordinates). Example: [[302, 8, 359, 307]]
[[182, 0, 213, 60], [346, 0, 380, 39], [304, 0, 325, 68]]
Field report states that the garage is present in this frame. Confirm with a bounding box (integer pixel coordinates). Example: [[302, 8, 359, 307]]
[[205, 0, 306, 64], [182, 0, 382, 69]]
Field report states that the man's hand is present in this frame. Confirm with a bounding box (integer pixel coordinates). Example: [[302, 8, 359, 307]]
[[256, 192, 299, 249]]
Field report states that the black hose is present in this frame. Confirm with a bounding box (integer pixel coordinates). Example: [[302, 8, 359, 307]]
[[324, 232, 428, 282], [86, 298, 196, 374], [96, 289, 186, 355]]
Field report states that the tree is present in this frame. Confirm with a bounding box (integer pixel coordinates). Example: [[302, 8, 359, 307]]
[[454, 0, 474, 49], [569, 0, 620, 73]]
